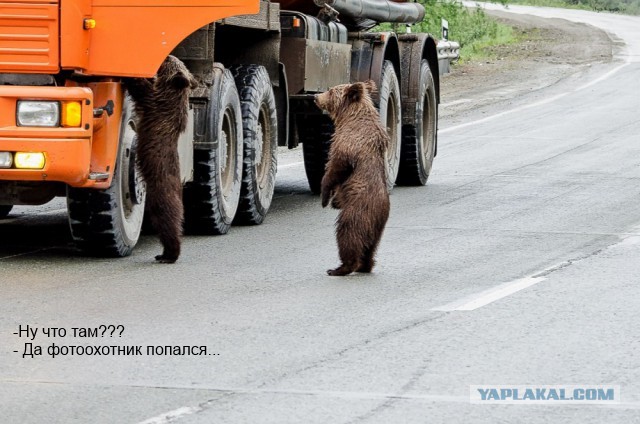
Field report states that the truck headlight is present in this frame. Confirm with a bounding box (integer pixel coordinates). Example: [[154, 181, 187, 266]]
[[16, 101, 60, 127], [0, 152, 12, 168]]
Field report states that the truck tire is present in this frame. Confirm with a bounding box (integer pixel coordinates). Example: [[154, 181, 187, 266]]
[[300, 115, 334, 194], [397, 60, 437, 186], [0, 205, 12, 219], [67, 97, 146, 257], [184, 67, 242, 235], [230, 65, 278, 225], [378, 60, 402, 191]]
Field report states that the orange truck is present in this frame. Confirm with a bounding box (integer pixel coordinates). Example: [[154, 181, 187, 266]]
[[0, 0, 440, 256]]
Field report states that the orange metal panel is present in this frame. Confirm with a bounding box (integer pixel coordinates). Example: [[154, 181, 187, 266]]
[[0, 138, 91, 185], [60, 0, 92, 71], [80, 0, 259, 76], [84, 81, 123, 188], [1, 1, 58, 3], [0, 1, 59, 73]]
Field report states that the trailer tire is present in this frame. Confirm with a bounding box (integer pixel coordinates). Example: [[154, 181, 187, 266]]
[[0, 205, 12, 219], [378, 60, 402, 191], [300, 115, 334, 194], [67, 97, 146, 257], [397, 60, 437, 186], [184, 67, 242, 235], [230, 65, 278, 225]]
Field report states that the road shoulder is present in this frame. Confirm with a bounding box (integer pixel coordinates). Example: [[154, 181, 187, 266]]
[[440, 10, 614, 122]]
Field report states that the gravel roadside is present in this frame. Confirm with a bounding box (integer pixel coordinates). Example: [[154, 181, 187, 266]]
[[440, 9, 615, 121]]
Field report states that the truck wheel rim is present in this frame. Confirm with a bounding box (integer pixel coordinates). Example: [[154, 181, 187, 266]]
[[256, 104, 272, 191], [420, 76, 435, 172], [221, 107, 237, 199], [119, 106, 145, 239], [386, 94, 400, 180]]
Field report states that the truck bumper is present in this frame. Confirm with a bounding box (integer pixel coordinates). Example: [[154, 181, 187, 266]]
[[0, 137, 91, 185], [0, 84, 121, 188]]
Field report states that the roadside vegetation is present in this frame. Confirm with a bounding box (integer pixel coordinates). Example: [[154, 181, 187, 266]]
[[507, 0, 640, 15], [379, 0, 638, 64], [377, 0, 519, 62]]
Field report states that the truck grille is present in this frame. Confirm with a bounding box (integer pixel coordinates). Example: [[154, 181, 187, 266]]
[[0, 2, 59, 73]]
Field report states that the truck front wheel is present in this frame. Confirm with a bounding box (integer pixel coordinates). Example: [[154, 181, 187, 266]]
[[183, 66, 243, 235], [0, 205, 12, 219], [230, 65, 278, 225], [67, 97, 146, 257], [397, 60, 437, 186]]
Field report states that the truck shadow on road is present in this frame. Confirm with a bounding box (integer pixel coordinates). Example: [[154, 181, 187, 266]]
[[0, 211, 76, 258], [0, 178, 320, 260]]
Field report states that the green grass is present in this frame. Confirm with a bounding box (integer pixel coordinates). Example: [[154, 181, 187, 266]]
[[458, 21, 518, 61], [376, 1, 519, 63], [375, 0, 639, 64]]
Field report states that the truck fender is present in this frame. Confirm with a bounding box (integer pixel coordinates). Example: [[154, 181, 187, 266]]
[[349, 32, 401, 104]]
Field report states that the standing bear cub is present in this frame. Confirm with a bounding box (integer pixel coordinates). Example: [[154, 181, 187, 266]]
[[124, 55, 197, 263], [315, 81, 391, 276]]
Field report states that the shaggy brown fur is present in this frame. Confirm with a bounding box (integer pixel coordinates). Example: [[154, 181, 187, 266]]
[[315, 81, 390, 276], [124, 55, 197, 263]]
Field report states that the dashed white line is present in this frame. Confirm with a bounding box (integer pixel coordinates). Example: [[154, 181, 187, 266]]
[[135, 385, 640, 423], [432, 276, 547, 311], [137, 406, 202, 424], [433, 223, 640, 312], [439, 61, 630, 135], [441, 98, 473, 107]]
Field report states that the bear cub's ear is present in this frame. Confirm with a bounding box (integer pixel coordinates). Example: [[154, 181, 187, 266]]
[[169, 71, 198, 90], [363, 80, 377, 94], [346, 82, 365, 103]]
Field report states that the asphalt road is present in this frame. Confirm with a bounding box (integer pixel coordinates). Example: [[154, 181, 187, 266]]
[[2, 5, 640, 424]]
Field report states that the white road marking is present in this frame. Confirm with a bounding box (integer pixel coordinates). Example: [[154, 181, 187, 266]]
[[134, 385, 640, 423], [618, 235, 640, 247], [134, 390, 467, 424], [441, 98, 473, 107], [432, 276, 547, 311], [137, 407, 201, 424], [433, 223, 640, 312], [440, 91, 569, 134], [440, 61, 629, 135], [576, 62, 631, 90]]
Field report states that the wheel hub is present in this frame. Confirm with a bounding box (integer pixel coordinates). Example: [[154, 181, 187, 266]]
[[127, 136, 145, 205], [255, 122, 264, 165], [220, 130, 228, 173]]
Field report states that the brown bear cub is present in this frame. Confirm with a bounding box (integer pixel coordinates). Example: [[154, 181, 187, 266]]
[[124, 55, 197, 263], [315, 81, 391, 276]]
